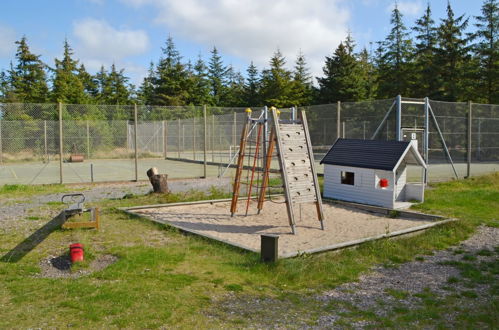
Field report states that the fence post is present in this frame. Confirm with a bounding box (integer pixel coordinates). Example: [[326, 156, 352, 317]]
[[396, 95, 402, 141], [44, 120, 48, 162], [203, 105, 207, 178], [126, 120, 129, 155], [163, 120, 167, 159], [193, 117, 196, 160], [232, 112, 236, 147], [466, 101, 472, 178], [58, 102, 63, 184], [134, 104, 138, 182], [477, 118, 481, 161], [211, 114, 215, 162], [342, 121, 345, 138], [336, 101, 341, 140], [0, 118, 3, 164], [177, 118, 181, 158], [86, 120, 90, 159]]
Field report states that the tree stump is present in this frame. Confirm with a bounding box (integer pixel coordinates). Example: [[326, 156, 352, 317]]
[[147, 167, 169, 193]]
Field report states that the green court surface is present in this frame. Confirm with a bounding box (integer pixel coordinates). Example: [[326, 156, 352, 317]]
[[0, 156, 497, 186]]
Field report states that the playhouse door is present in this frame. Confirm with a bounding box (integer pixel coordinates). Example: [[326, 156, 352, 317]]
[[395, 164, 407, 201]]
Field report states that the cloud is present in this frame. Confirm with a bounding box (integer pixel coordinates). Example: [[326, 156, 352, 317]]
[[71, 18, 150, 85], [0, 25, 17, 58], [386, 1, 423, 17], [120, 0, 350, 80], [73, 18, 150, 62]]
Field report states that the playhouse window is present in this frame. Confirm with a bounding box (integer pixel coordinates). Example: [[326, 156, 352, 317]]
[[341, 171, 355, 185]]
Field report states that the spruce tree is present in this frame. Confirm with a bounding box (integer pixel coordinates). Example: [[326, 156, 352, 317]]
[[208, 47, 228, 106], [77, 64, 98, 100], [260, 50, 294, 107], [434, 2, 470, 101], [6, 36, 49, 105], [357, 48, 377, 100], [153, 36, 190, 106], [291, 51, 313, 106], [224, 65, 245, 106], [412, 3, 438, 97], [188, 55, 212, 105], [138, 62, 156, 105], [95, 66, 109, 101], [472, 0, 499, 103], [52, 40, 87, 104], [317, 39, 366, 102], [243, 62, 260, 106], [0, 70, 9, 102], [107, 64, 131, 105], [376, 5, 413, 98]]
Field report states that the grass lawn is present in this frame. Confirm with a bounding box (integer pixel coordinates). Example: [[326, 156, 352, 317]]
[[0, 173, 497, 328]]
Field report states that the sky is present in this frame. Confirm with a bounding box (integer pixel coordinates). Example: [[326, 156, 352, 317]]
[[0, 0, 483, 86]]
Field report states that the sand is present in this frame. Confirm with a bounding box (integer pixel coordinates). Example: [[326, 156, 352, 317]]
[[133, 198, 436, 257]]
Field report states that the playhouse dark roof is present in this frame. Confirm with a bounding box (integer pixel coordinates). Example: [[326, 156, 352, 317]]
[[320, 138, 411, 171]]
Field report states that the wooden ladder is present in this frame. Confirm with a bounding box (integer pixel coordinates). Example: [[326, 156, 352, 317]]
[[257, 108, 325, 234]]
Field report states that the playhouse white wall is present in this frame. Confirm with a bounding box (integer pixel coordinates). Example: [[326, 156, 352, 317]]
[[323, 164, 395, 208]]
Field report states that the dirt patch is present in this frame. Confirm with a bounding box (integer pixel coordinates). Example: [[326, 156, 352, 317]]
[[132, 198, 438, 257], [37, 254, 118, 279]]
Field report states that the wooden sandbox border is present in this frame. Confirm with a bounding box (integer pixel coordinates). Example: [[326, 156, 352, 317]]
[[120, 198, 455, 259]]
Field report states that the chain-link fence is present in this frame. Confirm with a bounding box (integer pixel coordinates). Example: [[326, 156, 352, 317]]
[[0, 98, 498, 185]]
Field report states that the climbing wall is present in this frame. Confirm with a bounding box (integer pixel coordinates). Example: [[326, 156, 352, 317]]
[[278, 123, 317, 204], [267, 108, 325, 234]]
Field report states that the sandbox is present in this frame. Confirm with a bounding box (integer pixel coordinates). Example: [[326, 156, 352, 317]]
[[124, 198, 451, 258]]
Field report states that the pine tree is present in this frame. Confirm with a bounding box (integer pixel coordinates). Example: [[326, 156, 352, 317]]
[[472, 0, 499, 103], [153, 36, 190, 106], [6, 36, 49, 105], [412, 3, 438, 97], [376, 5, 413, 98], [52, 39, 87, 104], [260, 50, 294, 107], [434, 2, 470, 101], [208, 47, 228, 105], [291, 51, 313, 106]]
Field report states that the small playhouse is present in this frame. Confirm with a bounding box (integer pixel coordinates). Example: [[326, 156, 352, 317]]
[[320, 138, 427, 209]]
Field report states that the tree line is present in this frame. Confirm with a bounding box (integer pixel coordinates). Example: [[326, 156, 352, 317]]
[[0, 0, 497, 120]]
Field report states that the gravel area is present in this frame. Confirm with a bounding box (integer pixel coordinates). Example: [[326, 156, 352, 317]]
[[0, 177, 231, 229], [206, 226, 498, 328], [36, 254, 119, 279], [315, 225, 499, 328]]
